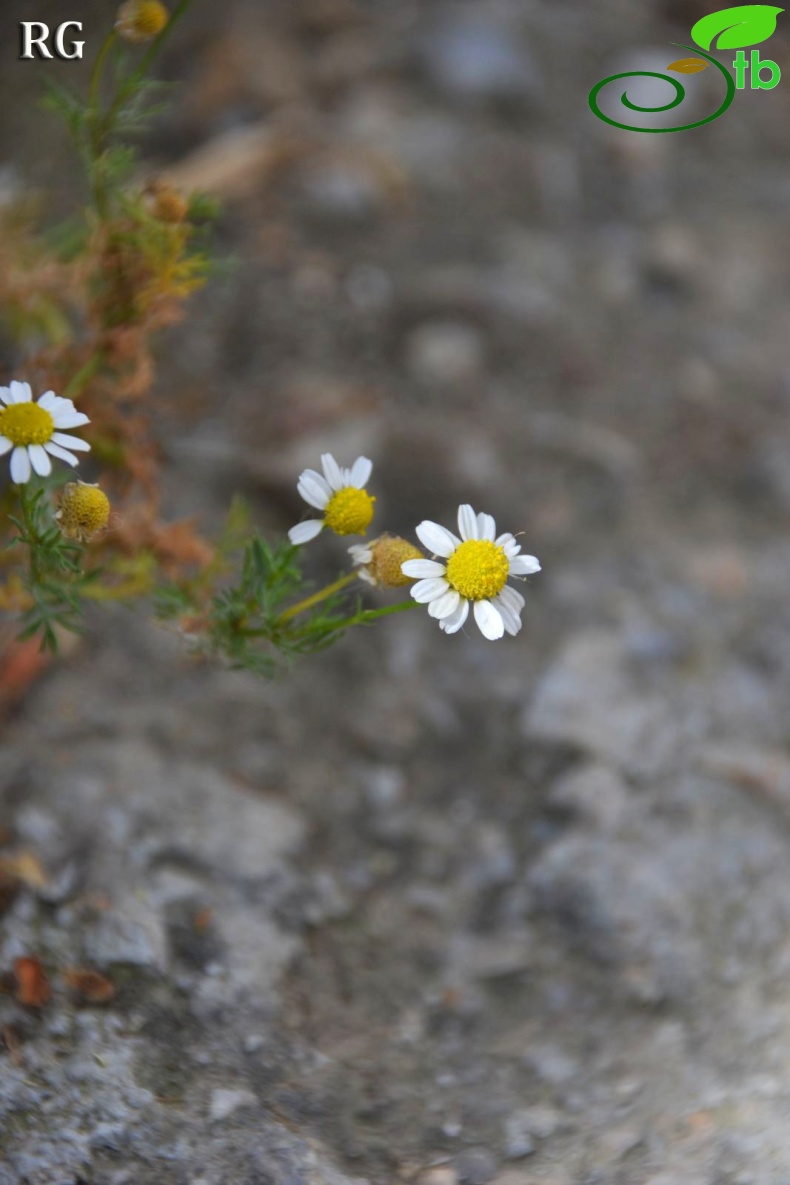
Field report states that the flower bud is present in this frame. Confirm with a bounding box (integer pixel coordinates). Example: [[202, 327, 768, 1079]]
[[349, 535, 423, 588], [55, 482, 110, 543], [144, 181, 189, 224], [116, 1, 169, 44]]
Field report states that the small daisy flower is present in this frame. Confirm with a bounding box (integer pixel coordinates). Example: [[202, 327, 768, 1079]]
[[349, 535, 424, 588], [288, 453, 375, 545], [401, 504, 541, 640], [116, 0, 169, 43], [0, 381, 90, 485], [54, 482, 110, 543]]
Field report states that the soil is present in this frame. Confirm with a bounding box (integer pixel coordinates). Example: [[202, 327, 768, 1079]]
[[3, 2, 790, 1183]]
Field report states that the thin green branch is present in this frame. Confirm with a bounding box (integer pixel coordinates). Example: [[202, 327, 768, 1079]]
[[107, 0, 197, 127]]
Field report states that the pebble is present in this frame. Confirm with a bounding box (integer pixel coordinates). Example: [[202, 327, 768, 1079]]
[[503, 1119, 535, 1161], [299, 160, 384, 224], [209, 1088, 259, 1123], [547, 763, 630, 833], [505, 1105, 561, 1154], [417, 1169, 459, 1185], [523, 1045, 579, 1087], [405, 320, 486, 386], [423, 16, 539, 107], [88, 1122, 129, 1153], [454, 1148, 498, 1185], [522, 630, 689, 778], [364, 764, 405, 810], [84, 898, 169, 973]]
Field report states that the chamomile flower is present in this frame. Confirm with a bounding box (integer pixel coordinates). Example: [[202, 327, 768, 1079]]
[[288, 453, 375, 545], [401, 504, 540, 640], [0, 381, 90, 484]]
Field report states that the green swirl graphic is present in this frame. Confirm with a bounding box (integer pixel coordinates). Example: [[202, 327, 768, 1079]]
[[588, 43, 736, 132]]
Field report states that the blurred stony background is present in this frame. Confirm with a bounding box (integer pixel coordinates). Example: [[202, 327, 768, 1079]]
[[4, 0, 790, 1182]]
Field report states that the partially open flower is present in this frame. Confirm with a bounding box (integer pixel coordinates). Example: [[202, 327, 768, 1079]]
[[55, 482, 110, 543], [349, 535, 424, 588], [116, 0, 169, 44]]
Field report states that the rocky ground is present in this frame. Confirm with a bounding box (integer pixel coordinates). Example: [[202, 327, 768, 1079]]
[[4, 0, 790, 1182]]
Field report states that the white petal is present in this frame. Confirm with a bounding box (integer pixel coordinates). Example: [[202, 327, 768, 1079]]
[[473, 599, 505, 640], [44, 395, 72, 413], [348, 456, 372, 488], [52, 432, 90, 452], [410, 577, 450, 603], [348, 545, 373, 564], [509, 554, 540, 575], [297, 470, 331, 510], [10, 447, 31, 483], [477, 512, 496, 541], [37, 390, 59, 411], [0, 436, 12, 456], [51, 410, 90, 429], [0, 388, 12, 406], [440, 599, 469, 634], [9, 381, 32, 403], [492, 594, 522, 636], [457, 504, 479, 541], [28, 444, 52, 477], [321, 453, 344, 491], [415, 521, 461, 558], [428, 589, 460, 619], [498, 584, 525, 612], [288, 519, 324, 545], [43, 441, 79, 466], [496, 532, 521, 557], [401, 559, 446, 579]]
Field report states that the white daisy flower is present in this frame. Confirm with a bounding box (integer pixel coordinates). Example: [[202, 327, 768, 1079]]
[[401, 504, 541, 640], [288, 453, 376, 545], [0, 381, 90, 484]]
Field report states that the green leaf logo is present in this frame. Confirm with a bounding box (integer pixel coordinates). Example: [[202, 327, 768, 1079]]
[[667, 56, 710, 71], [691, 5, 783, 50]]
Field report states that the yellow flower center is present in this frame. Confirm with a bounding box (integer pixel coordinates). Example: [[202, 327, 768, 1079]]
[[0, 402, 54, 447], [324, 487, 376, 536], [57, 483, 111, 542], [117, 0, 169, 42], [445, 539, 509, 601]]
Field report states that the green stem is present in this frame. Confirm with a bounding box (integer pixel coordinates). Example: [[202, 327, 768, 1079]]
[[135, 0, 196, 78], [276, 572, 358, 625], [63, 352, 104, 401], [88, 29, 118, 113], [88, 30, 119, 217], [106, 0, 197, 128], [18, 485, 42, 584], [319, 599, 418, 634], [238, 591, 418, 643]]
